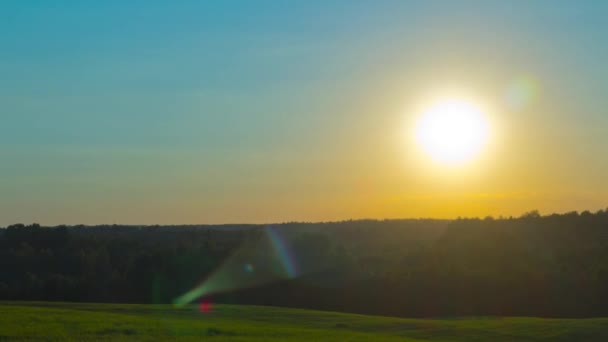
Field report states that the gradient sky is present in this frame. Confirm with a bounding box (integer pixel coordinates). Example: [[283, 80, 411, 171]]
[[2, 1, 608, 225]]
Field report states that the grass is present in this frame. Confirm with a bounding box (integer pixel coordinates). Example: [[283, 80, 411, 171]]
[[1, 301, 608, 341]]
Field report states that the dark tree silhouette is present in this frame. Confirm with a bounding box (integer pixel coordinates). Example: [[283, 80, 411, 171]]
[[2, 211, 608, 318]]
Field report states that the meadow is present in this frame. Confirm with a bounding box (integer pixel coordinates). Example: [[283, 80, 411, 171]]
[[2, 301, 608, 341]]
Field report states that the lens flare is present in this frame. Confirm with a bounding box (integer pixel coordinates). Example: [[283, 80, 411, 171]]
[[173, 226, 300, 307], [265, 226, 298, 279], [199, 300, 213, 313], [505, 76, 539, 111]]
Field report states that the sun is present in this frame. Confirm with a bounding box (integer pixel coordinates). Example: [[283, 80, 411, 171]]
[[415, 98, 490, 164]]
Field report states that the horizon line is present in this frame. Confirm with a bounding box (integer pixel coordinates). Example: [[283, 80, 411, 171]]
[[3, 207, 607, 228]]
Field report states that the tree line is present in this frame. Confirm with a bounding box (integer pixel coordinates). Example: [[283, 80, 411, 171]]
[[1, 210, 608, 317]]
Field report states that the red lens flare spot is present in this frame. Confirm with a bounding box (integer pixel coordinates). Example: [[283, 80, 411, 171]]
[[199, 301, 213, 313]]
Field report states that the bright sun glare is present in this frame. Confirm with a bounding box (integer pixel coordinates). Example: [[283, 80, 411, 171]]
[[415, 98, 490, 164]]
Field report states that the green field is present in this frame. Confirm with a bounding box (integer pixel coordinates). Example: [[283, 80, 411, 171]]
[[1, 302, 608, 341]]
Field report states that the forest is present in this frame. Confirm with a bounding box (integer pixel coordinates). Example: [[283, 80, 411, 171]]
[[2, 210, 608, 318]]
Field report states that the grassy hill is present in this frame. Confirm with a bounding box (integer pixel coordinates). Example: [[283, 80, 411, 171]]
[[1, 302, 608, 341]]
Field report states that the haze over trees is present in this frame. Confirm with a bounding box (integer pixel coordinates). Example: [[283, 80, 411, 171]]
[[2, 209, 608, 318]]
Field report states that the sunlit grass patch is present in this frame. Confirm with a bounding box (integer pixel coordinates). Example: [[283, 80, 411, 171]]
[[1, 301, 608, 341]]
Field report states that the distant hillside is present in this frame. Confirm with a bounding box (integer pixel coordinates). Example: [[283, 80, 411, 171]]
[[2, 211, 608, 317]]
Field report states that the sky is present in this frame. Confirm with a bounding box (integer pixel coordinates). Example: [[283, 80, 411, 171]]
[[1, 1, 608, 225]]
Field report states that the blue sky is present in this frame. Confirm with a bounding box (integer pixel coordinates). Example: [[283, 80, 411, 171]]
[[1, 1, 608, 225]]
